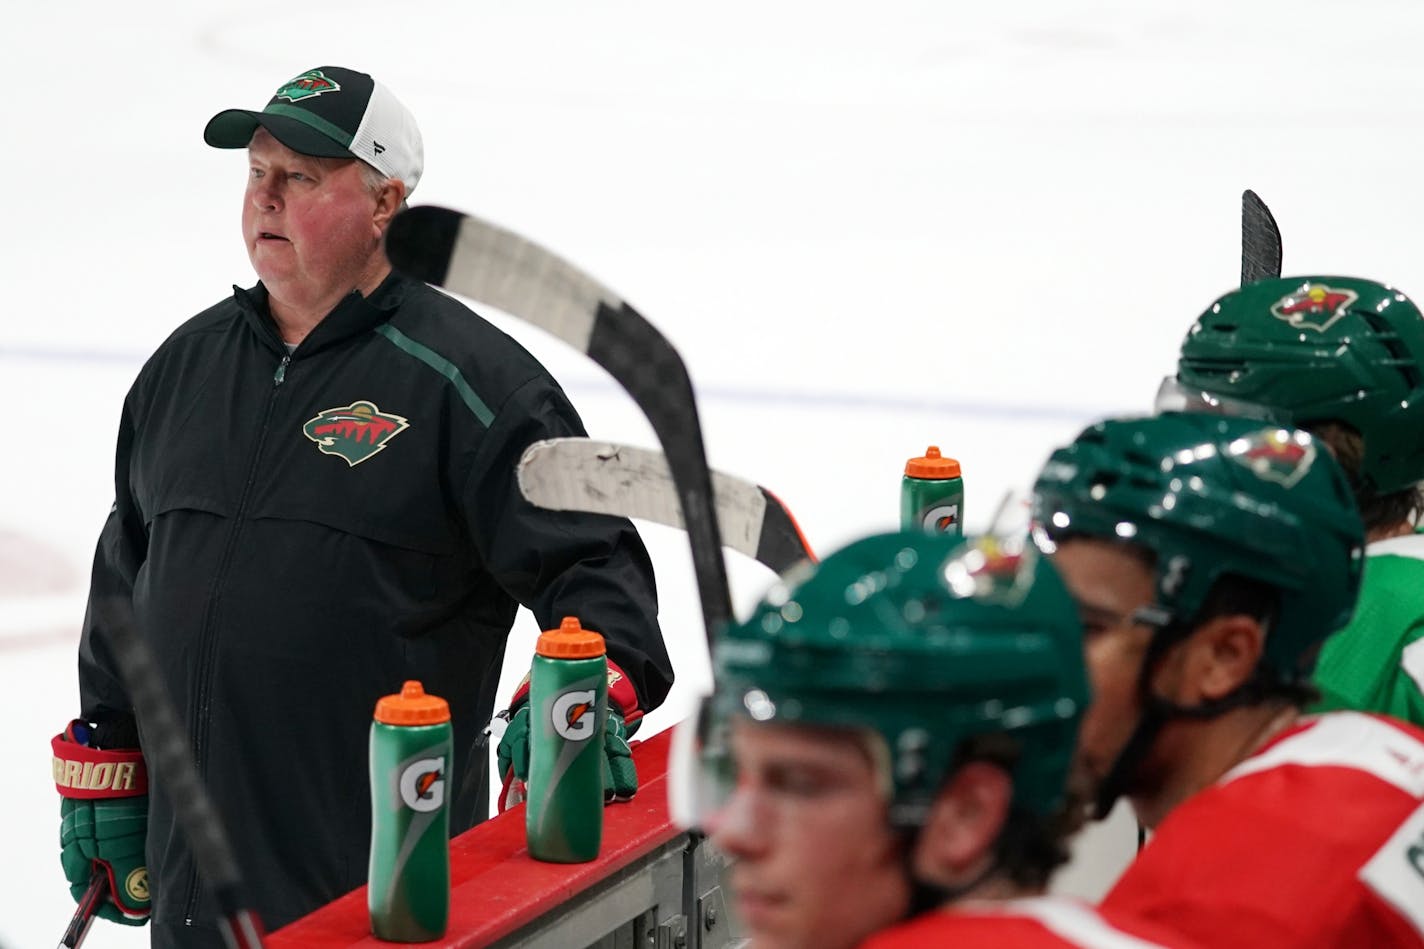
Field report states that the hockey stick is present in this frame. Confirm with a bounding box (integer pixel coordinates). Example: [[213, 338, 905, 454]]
[[1241, 189, 1283, 285], [88, 594, 264, 949], [386, 206, 734, 643], [57, 869, 106, 948], [518, 437, 815, 573]]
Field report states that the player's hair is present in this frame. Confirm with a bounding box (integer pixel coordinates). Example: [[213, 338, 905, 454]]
[[1308, 420, 1424, 533], [355, 159, 412, 215], [357, 160, 389, 196]]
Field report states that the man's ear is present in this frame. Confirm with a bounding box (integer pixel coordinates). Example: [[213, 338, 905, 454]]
[[1181, 614, 1267, 702], [912, 761, 1012, 886], [373, 179, 408, 234]]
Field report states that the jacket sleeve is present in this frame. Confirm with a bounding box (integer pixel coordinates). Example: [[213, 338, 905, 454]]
[[77, 392, 147, 738], [460, 375, 675, 714]]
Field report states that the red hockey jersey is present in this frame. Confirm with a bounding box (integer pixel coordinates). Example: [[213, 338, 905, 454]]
[[858, 896, 1199, 947], [1103, 712, 1424, 947]]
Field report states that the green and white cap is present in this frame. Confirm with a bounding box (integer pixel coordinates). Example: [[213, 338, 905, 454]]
[[204, 66, 423, 195]]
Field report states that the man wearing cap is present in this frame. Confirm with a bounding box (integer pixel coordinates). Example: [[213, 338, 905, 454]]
[[53, 66, 673, 946]]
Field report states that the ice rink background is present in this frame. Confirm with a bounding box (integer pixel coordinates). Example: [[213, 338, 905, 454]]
[[6, 2, 1424, 945]]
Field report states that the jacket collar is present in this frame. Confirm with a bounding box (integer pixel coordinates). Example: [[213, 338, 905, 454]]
[[234, 272, 410, 356]]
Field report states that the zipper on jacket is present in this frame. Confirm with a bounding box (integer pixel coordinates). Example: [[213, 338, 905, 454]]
[[181, 354, 291, 924]]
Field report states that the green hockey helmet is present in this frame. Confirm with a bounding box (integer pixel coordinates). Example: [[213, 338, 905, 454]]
[[1158, 276, 1424, 493], [670, 531, 1089, 830], [1032, 412, 1364, 683]]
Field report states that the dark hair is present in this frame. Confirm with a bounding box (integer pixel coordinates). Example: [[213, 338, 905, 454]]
[[1310, 420, 1424, 533]]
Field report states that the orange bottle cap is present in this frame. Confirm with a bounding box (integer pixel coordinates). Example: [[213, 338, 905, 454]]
[[905, 445, 962, 479], [374, 680, 451, 725], [536, 616, 607, 659]]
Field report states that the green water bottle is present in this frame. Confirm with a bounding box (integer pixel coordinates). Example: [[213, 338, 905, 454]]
[[369, 680, 451, 941], [902, 446, 964, 535], [527, 617, 608, 863]]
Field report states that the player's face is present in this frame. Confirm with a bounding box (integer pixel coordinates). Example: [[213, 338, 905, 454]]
[[1050, 539, 1158, 809], [708, 721, 910, 949], [243, 128, 395, 311]]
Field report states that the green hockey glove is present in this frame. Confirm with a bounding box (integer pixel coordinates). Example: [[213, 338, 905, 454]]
[[496, 704, 532, 810], [497, 660, 643, 811], [602, 710, 638, 803]]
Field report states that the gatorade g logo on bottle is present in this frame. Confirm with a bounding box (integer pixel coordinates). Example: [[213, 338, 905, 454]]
[[922, 504, 959, 532], [398, 757, 446, 812], [902, 446, 964, 537], [552, 690, 598, 741]]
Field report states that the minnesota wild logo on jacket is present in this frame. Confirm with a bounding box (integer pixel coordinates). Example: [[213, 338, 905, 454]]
[[302, 401, 409, 466]]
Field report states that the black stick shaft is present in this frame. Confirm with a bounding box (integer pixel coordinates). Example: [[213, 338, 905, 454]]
[[57, 869, 106, 949], [90, 594, 265, 946]]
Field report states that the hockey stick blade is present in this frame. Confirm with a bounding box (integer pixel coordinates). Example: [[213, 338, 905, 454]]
[[1241, 189, 1283, 285], [518, 437, 815, 573], [387, 206, 734, 642]]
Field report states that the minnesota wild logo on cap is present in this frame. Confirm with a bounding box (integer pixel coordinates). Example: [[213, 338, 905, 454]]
[[302, 401, 409, 466], [1227, 427, 1317, 488], [1269, 282, 1359, 333], [275, 69, 342, 102]]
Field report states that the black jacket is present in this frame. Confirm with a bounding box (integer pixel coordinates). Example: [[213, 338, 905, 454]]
[[78, 273, 672, 939]]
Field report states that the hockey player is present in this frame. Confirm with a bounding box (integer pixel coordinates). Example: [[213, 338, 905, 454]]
[[1158, 276, 1424, 724], [1033, 412, 1424, 947], [672, 531, 1196, 949]]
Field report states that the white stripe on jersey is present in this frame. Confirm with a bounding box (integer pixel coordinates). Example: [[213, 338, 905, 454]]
[[1009, 898, 1172, 949], [1220, 712, 1424, 797], [1364, 532, 1424, 562], [1358, 801, 1424, 939], [1402, 638, 1424, 699]]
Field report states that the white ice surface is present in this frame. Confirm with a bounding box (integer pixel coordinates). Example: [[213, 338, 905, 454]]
[[6, 1, 1424, 945]]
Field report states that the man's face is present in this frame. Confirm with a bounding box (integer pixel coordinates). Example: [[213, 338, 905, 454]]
[[708, 720, 909, 949], [1049, 539, 1159, 808], [243, 127, 386, 303]]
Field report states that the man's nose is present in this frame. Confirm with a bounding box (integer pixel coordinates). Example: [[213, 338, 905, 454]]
[[250, 179, 281, 212], [708, 787, 770, 859]]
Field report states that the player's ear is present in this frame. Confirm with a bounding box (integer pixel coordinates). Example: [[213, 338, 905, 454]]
[[911, 761, 1012, 887], [1187, 614, 1266, 701], [373, 178, 407, 235]]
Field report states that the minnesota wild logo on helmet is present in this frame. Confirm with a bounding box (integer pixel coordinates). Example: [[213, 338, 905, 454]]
[[1269, 282, 1359, 333], [275, 69, 342, 102], [687, 531, 1088, 828], [943, 535, 1037, 606], [1032, 412, 1364, 683], [1167, 276, 1424, 493], [1227, 427, 1317, 488]]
